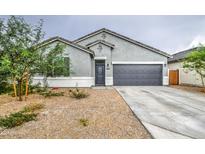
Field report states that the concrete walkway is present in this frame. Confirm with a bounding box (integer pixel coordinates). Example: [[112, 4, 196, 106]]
[[115, 86, 205, 139]]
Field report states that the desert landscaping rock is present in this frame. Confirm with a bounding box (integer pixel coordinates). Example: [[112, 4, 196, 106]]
[[0, 88, 151, 139]]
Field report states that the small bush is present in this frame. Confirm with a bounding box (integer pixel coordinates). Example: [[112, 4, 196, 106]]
[[40, 90, 64, 98], [79, 118, 89, 127], [0, 103, 44, 129], [0, 83, 13, 95], [28, 82, 49, 94], [0, 112, 37, 129], [29, 82, 42, 93], [22, 103, 45, 113], [69, 88, 89, 99]]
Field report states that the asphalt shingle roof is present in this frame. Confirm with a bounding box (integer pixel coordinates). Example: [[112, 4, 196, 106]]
[[37, 36, 94, 55], [168, 47, 197, 63]]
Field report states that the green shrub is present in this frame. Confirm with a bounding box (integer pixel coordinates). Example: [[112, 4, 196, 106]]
[[69, 88, 89, 99], [0, 112, 37, 129], [20, 82, 47, 94], [0, 82, 13, 95], [22, 103, 45, 113], [0, 103, 44, 129], [79, 118, 89, 127], [29, 82, 43, 93], [0, 69, 12, 94], [40, 90, 64, 98]]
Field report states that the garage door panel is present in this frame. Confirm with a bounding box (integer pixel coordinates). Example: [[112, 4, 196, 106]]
[[115, 79, 161, 86], [113, 64, 162, 86], [115, 73, 161, 79]]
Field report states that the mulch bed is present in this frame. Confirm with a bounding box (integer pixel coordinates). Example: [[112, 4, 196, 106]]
[[0, 88, 151, 139]]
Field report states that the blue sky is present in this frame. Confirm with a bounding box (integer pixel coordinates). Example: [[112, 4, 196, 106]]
[[1, 15, 205, 54]]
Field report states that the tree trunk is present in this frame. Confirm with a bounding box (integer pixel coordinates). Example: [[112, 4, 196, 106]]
[[25, 73, 29, 100], [12, 77, 17, 97], [18, 80, 23, 101]]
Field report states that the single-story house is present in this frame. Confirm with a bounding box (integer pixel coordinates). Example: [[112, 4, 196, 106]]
[[33, 28, 171, 87], [168, 47, 203, 86]]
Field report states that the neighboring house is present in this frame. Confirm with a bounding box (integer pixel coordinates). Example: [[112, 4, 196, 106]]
[[33, 28, 171, 87], [168, 47, 203, 86]]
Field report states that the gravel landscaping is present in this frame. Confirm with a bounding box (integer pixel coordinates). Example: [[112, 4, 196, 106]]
[[0, 88, 151, 139]]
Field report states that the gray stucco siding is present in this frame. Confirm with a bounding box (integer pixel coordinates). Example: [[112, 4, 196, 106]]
[[63, 45, 92, 77], [40, 41, 93, 77], [77, 32, 168, 76], [89, 43, 113, 77]]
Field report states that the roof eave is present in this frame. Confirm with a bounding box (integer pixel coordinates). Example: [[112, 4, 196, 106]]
[[37, 37, 94, 56], [86, 40, 115, 49]]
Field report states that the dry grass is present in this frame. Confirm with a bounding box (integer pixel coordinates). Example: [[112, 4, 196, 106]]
[[170, 85, 205, 94], [0, 88, 151, 139], [0, 94, 16, 106]]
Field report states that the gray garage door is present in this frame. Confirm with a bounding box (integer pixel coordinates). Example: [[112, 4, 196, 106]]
[[113, 64, 162, 86]]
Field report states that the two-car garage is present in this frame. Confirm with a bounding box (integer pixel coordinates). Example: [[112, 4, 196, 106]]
[[113, 64, 163, 86]]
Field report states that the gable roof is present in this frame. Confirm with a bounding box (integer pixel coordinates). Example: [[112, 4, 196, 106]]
[[86, 40, 115, 49], [37, 36, 94, 56], [168, 47, 197, 63], [73, 28, 171, 58]]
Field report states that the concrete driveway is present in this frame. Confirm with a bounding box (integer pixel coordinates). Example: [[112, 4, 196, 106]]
[[115, 86, 205, 139]]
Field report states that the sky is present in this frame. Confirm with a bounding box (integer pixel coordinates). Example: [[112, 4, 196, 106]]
[[1, 15, 205, 54]]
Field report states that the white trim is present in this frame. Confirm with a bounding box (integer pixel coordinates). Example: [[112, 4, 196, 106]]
[[112, 61, 165, 64], [86, 40, 115, 48], [94, 57, 107, 60]]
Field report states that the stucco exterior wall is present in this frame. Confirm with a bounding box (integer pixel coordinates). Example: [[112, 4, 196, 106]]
[[63, 44, 92, 77], [32, 41, 94, 87], [33, 31, 170, 87], [77, 32, 168, 85], [32, 77, 94, 87], [168, 61, 203, 86], [89, 43, 113, 86], [89, 44, 112, 77], [38, 41, 93, 77]]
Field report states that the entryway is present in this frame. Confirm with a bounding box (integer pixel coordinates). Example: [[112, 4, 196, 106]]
[[95, 60, 105, 86]]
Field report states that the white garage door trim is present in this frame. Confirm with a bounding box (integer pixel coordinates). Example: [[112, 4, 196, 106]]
[[112, 61, 165, 64]]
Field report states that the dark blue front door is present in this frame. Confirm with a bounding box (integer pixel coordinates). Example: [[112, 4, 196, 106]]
[[95, 61, 105, 86]]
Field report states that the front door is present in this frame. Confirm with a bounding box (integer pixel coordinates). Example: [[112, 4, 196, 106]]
[[95, 61, 105, 86]]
